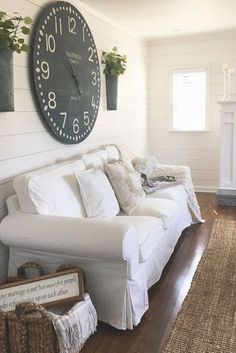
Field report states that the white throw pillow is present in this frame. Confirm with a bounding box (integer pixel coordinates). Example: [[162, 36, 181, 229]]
[[27, 160, 86, 217], [13, 158, 81, 213], [76, 169, 120, 218], [105, 158, 145, 215], [13, 161, 72, 213]]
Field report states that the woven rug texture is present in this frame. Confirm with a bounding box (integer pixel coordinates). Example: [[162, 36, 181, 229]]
[[162, 219, 236, 353]]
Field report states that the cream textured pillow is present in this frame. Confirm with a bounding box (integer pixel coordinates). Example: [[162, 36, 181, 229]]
[[76, 169, 120, 218], [105, 158, 145, 215]]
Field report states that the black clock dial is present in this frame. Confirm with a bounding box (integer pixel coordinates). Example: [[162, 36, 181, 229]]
[[31, 1, 101, 144]]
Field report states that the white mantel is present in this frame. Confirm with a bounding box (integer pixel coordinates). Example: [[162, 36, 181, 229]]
[[218, 101, 236, 191]]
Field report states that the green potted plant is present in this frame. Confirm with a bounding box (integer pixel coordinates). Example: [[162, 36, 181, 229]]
[[0, 11, 32, 111], [102, 47, 127, 110]]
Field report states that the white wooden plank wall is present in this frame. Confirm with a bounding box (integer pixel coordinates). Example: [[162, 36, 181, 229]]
[[146, 31, 236, 192], [0, 0, 148, 220]]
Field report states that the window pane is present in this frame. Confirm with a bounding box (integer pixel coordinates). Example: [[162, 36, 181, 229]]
[[172, 70, 206, 131]]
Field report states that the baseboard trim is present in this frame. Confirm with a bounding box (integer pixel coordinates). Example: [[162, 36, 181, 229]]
[[194, 186, 217, 193]]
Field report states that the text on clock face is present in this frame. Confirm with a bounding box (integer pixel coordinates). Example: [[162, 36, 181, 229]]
[[32, 1, 101, 144]]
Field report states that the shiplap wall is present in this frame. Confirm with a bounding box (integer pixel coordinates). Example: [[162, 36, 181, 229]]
[[0, 0, 148, 221], [147, 31, 236, 192]]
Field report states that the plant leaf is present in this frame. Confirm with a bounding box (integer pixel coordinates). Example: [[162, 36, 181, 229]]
[[21, 43, 29, 52], [2, 20, 14, 29], [21, 26, 30, 34], [12, 43, 19, 50], [24, 16, 32, 25], [0, 11, 6, 20]]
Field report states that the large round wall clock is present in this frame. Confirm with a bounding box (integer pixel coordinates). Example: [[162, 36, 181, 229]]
[[31, 1, 101, 144]]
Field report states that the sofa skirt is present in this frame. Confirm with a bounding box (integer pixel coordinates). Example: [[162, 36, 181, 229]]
[[8, 247, 149, 329]]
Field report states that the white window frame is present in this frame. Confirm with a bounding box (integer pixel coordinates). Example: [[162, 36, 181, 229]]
[[170, 68, 209, 132]]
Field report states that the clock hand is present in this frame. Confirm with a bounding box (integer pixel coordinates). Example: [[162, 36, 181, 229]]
[[71, 71, 82, 97], [64, 52, 82, 96]]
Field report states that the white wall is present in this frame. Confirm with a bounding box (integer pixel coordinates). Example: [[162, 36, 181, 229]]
[[147, 30, 236, 192], [0, 0, 148, 220]]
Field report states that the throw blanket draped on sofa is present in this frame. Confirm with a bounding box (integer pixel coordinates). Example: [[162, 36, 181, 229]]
[[125, 148, 204, 223], [152, 164, 204, 223]]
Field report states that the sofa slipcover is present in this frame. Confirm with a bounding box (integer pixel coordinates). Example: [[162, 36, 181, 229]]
[[0, 145, 198, 329]]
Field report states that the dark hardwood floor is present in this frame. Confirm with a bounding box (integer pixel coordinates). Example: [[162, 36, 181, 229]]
[[81, 193, 236, 353]]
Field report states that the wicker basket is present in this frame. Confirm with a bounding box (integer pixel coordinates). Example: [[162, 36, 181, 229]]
[[0, 262, 84, 353], [0, 310, 7, 353], [0, 302, 59, 353]]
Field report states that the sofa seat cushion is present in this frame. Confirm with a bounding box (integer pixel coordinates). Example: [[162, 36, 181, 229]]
[[114, 216, 164, 262], [147, 184, 187, 202], [132, 198, 177, 229]]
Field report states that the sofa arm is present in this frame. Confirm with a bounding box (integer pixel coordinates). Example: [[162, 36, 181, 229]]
[[154, 164, 191, 178], [0, 211, 139, 263]]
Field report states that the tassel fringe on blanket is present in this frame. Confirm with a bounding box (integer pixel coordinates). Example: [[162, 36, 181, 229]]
[[48, 294, 97, 353]]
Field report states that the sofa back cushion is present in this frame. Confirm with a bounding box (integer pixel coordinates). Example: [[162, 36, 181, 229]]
[[76, 168, 120, 218], [14, 160, 86, 217]]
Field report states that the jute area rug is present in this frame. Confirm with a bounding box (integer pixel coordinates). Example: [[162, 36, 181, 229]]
[[162, 219, 236, 353]]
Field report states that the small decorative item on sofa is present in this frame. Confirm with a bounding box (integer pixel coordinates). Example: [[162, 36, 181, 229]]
[[101, 47, 127, 110], [0, 11, 32, 111]]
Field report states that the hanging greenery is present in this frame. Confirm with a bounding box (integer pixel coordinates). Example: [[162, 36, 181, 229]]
[[0, 11, 32, 53], [102, 47, 127, 76]]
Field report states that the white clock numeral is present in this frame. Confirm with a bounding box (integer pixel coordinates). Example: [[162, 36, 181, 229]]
[[82, 23, 86, 42], [60, 112, 67, 128], [41, 61, 50, 79], [88, 47, 94, 62], [68, 16, 77, 34], [91, 96, 96, 109], [48, 92, 56, 109], [73, 118, 80, 133], [91, 71, 97, 86], [55, 16, 62, 35], [45, 34, 56, 52], [84, 111, 89, 126]]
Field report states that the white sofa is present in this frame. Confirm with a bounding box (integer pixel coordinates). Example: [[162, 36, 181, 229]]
[[0, 145, 196, 329]]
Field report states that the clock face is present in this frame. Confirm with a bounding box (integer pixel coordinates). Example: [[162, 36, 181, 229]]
[[31, 1, 101, 144]]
